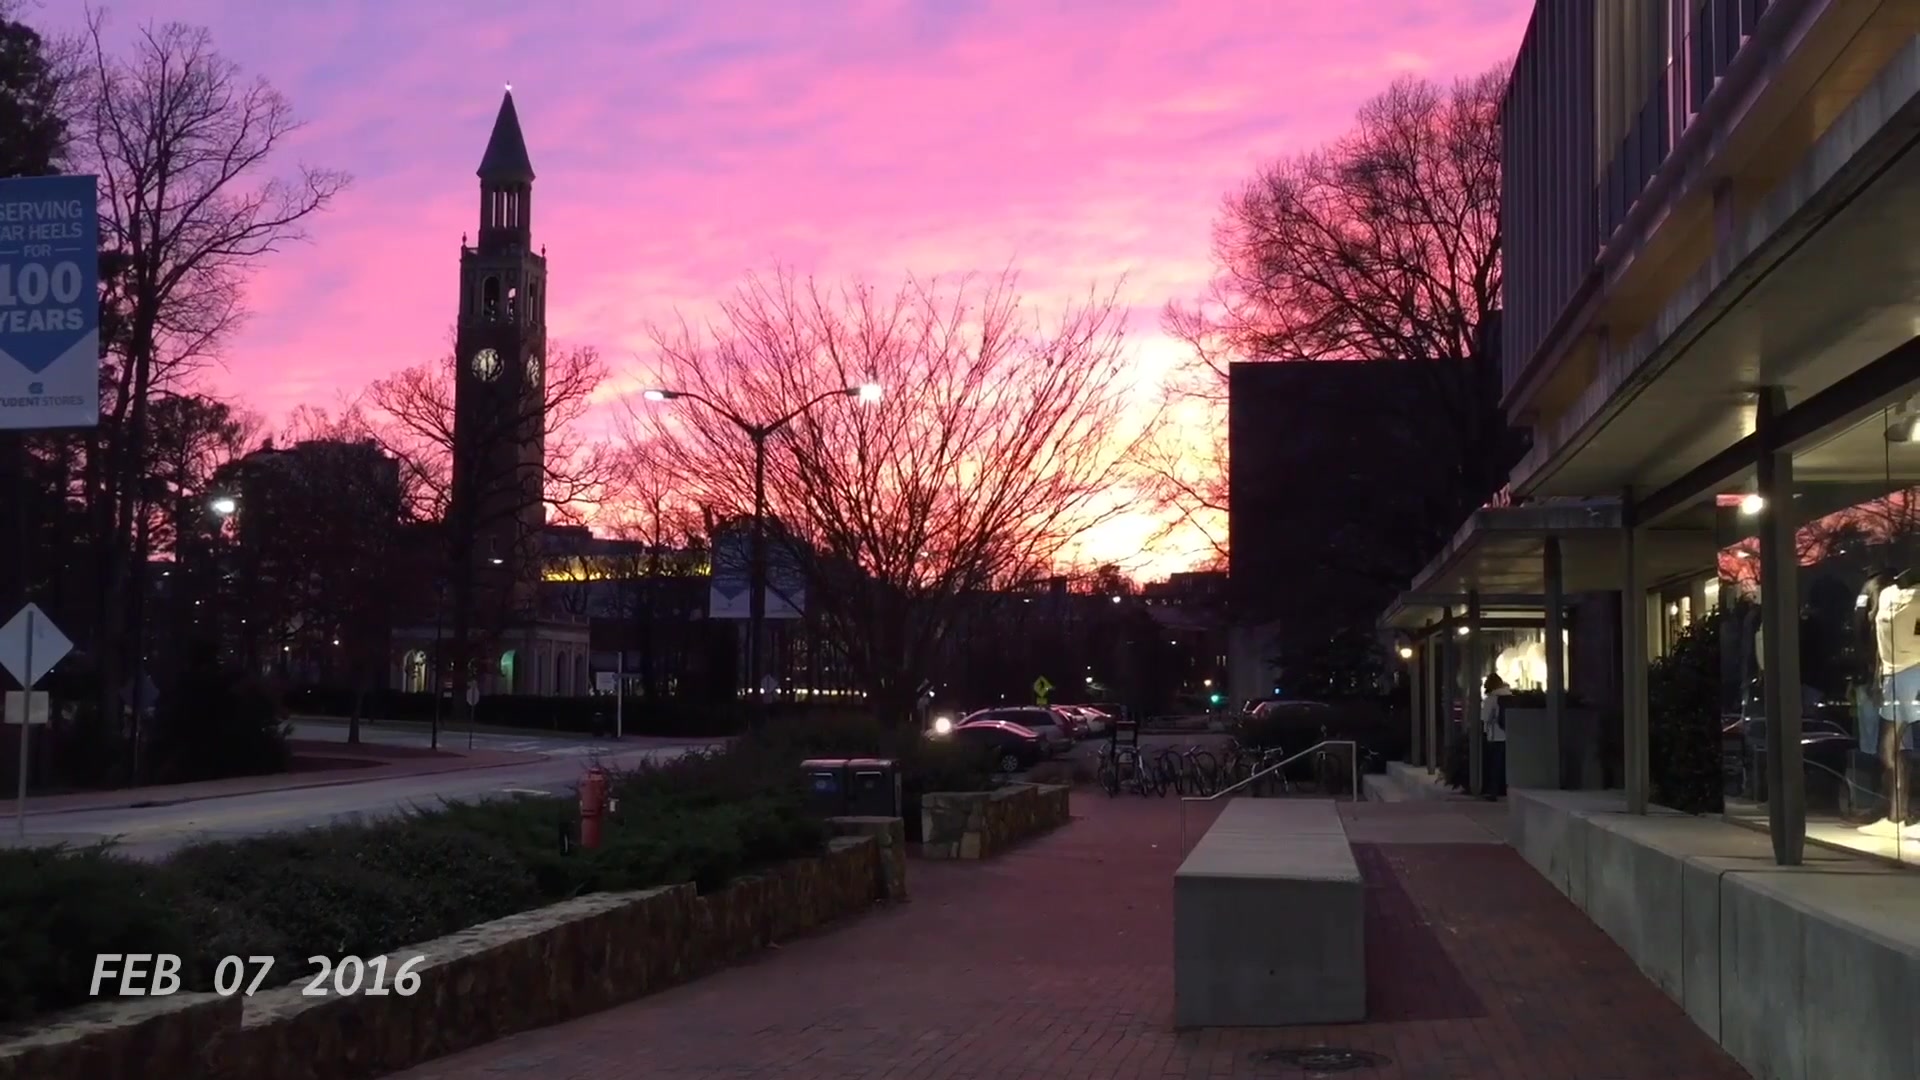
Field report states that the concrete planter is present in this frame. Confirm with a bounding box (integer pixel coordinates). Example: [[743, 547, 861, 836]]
[[1, 834, 890, 1080], [919, 783, 1069, 859]]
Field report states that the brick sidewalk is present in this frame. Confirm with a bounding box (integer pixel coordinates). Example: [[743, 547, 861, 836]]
[[391, 794, 1750, 1080]]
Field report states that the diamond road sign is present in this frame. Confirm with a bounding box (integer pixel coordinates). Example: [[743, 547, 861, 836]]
[[0, 603, 72, 688]]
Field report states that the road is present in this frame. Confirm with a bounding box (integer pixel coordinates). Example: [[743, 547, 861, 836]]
[[9, 741, 704, 860], [287, 717, 641, 757]]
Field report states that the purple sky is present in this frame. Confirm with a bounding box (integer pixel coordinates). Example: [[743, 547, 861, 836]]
[[52, 0, 1529, 570]]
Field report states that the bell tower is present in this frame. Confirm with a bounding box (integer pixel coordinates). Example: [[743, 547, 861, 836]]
[[451, 88, 547, 601]]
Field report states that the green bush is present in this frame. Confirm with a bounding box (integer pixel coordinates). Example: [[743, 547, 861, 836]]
[[1649, 609, 1725, 815], [0, 845, 193, 1025], [161, 820, 545, 976], [2, 780, 835, 1025], [7, 707, 957, 1026]]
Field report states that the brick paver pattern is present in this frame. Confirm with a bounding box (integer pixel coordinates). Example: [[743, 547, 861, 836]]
[[392, 795, 1752, 1080]]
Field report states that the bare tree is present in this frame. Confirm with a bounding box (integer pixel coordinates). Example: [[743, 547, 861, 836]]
[[361, 343, 614, 717], [633, 268, 1152, 724], [72, 12, 347, 754], [1157, 68, 1512, 576], [144, 392, 258, 552]]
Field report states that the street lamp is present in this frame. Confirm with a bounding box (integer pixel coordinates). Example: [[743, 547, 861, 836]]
[[209, 495, 238, 516], [643, 381, 882, 709]]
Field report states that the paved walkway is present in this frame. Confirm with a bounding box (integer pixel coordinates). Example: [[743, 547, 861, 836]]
[[20, 741, 543, 816], [393, 794, 1750, 1080]]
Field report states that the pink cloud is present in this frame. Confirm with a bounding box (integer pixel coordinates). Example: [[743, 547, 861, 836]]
[[47, 0, 1531, 572]]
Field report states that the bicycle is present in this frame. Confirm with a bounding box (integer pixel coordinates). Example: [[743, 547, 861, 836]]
[[1219, 740, 1288, 796], [1096, 742, 1159, 796], [1149, 745, 1187, 795], [1182, 744, 1220, 795]]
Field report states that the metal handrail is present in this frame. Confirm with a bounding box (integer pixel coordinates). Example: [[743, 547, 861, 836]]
[[1178, 739, 1360, 853]]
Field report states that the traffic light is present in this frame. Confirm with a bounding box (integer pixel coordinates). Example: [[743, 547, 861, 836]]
[[1208, 692, 1222, 705]]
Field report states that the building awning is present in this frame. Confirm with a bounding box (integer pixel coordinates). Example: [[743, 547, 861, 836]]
[[1379, 498, 1717, 631]]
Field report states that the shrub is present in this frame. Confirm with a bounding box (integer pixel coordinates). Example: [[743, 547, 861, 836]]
[[0, 845, 195, 1025], [5, 710, 884, 1025], [162, 821, 545, 977], [1649, 609, 1725, 815]]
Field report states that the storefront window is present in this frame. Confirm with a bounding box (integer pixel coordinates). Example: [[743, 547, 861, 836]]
[[1479, 627, 1570, 691], [1728, 402, 1920, 864]]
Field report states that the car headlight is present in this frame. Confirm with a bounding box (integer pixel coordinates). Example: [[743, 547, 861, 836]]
[[932, 716, 953, 735]]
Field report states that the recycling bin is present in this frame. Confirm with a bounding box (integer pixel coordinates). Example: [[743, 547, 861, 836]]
[[843, 757, 902, 817], [800, 758, 850, 815]]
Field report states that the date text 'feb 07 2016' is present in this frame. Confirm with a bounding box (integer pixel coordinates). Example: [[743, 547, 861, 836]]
[[89, 953, 429, 998]]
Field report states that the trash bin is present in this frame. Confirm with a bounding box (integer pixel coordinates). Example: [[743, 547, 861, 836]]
[[800, 758, 850, 815], [844, 757, 901, 817]]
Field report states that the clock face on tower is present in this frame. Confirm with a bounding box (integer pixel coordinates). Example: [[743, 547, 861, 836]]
[[525, 350, 542, 390], [470, 348, 502, 381]]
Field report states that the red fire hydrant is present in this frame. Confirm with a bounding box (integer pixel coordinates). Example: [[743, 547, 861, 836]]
[[579, 764, 609, 849]]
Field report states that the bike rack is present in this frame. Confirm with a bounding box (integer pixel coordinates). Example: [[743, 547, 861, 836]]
[[1177, 739, 1361, 854]]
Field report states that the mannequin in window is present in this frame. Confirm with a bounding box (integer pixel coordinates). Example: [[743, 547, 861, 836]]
[[1481, 672, 1511, 799], [1861, 569, 1920, 838]]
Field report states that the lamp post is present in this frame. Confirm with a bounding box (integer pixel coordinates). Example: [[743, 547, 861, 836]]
[[643, 382, 881, 712]]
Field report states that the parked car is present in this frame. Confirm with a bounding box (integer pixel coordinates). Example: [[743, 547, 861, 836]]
[[1061, 705, 1109, 736], [948, 718, 1046, 774], [1053, 705, 1110, 738], [962, 707, 1073, 756]]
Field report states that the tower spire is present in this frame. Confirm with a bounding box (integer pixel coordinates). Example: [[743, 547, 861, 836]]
[[478, 88, 535, 183]]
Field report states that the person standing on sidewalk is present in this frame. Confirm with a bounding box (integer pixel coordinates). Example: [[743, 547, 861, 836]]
[[1481, 673, 1512, 799]]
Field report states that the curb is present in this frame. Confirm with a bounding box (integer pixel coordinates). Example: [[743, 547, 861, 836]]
[[22, 751, 551, 818]]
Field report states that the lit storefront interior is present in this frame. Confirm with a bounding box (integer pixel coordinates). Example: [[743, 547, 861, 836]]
[[1711, 402, 1920, 866]]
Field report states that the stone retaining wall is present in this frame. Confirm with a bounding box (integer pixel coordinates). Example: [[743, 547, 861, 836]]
[[0, 834, 886, 1080], [829, 815, 908, 900], [920, 783, 1070, 859]]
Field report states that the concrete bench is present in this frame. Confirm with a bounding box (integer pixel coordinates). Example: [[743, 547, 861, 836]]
[[1173, 799, 1365, 1027]]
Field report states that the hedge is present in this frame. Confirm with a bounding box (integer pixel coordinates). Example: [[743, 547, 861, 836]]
[[0, 712, 990, 1027]]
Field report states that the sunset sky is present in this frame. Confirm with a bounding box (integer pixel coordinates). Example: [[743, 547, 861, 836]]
[[50, 0, 1530, 575]]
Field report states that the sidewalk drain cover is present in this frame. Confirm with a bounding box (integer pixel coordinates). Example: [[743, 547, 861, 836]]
[[1253, 1046, 1390, 1072]]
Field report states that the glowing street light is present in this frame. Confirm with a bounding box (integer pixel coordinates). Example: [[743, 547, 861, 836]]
[[642, 380, 883, 706], [209, 495, 238, 516], [1398, 645, 1414, 659]]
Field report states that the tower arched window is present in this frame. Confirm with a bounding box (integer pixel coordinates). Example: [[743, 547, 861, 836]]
[[506, 285, 519, 322], [482, 276, 500, 321], [528, 283, 540, 326]]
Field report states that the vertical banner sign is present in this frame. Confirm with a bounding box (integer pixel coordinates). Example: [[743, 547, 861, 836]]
[[0, 175, 100, 430]]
